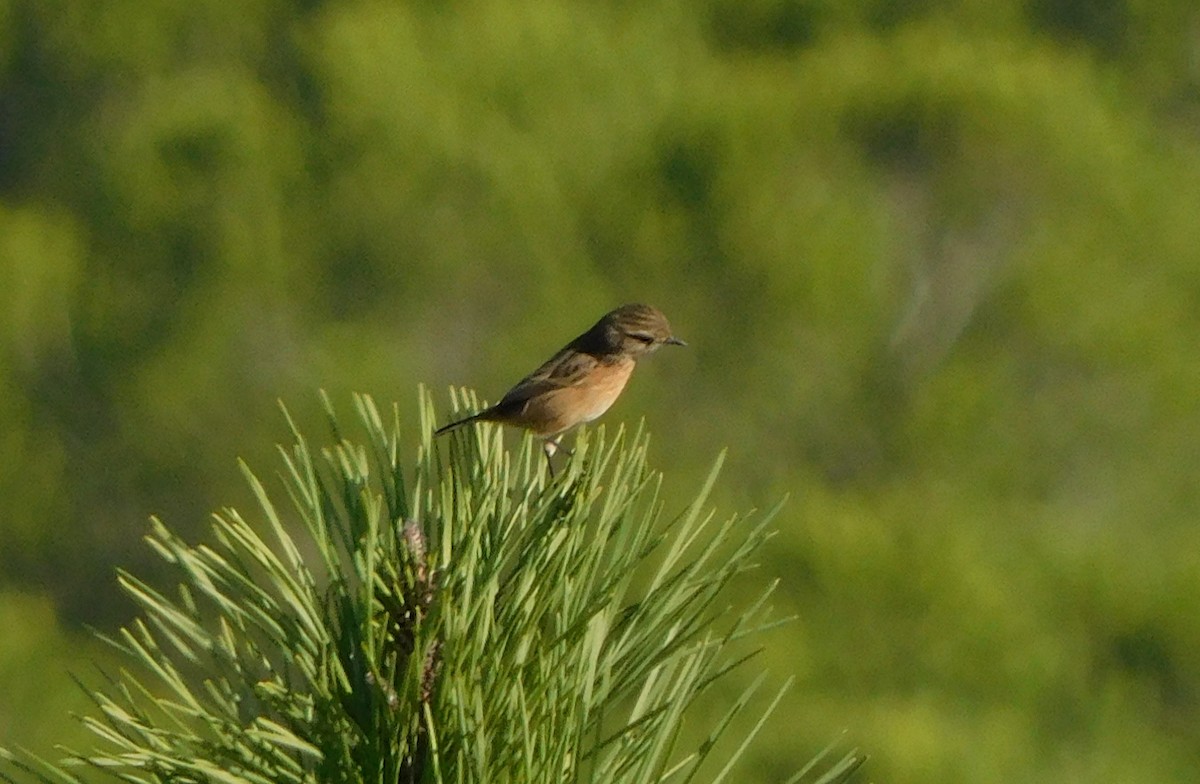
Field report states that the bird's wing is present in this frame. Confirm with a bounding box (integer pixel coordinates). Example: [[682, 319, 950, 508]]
[[436, 348, 598, 433], [496, 348, 598, 407]]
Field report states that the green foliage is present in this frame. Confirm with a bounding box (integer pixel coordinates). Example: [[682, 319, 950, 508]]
[[5, 0, 1200, 781], [0, 392, 861, 783], [0, 594, 105, 757]]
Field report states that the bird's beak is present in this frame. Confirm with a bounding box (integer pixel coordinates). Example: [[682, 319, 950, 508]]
[[666, 336, 687, 347]]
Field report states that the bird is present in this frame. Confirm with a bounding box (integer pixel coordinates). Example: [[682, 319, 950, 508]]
[[435, 303, 686, 473]]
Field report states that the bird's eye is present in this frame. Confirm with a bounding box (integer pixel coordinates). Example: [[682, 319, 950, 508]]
[[630, 332, 655, 344]]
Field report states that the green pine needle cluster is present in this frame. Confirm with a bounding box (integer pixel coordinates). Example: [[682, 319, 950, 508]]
[[1, 390, 863, 783]]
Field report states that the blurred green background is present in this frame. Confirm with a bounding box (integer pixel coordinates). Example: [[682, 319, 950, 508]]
[[3, 0, 1200, 780]]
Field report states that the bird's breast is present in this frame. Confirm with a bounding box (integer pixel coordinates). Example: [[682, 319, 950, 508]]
[[524, 356, 635, 436], [575, 357, 635, 422]]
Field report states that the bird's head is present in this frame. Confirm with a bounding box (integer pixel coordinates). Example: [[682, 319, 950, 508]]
[[596, 303, 686, 358]]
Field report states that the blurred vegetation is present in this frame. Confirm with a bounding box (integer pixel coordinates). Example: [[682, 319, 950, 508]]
[[1, 0, 1199, 781]]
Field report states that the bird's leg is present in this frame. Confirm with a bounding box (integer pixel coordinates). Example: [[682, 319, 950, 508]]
[[541, 436, 578, 478], [542, 438, 559, 478]]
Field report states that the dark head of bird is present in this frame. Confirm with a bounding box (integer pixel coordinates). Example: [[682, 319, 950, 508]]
[[580, 303, 686, 358]]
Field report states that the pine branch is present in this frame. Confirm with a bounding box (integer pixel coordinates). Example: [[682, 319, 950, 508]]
[[1, 389, 864, 784]]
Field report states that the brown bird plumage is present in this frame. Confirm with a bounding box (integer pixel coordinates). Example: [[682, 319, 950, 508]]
[[436, 304, 685, 472]]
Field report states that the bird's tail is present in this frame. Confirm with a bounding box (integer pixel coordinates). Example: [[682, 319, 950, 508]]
[[434, 411, 484, 437]]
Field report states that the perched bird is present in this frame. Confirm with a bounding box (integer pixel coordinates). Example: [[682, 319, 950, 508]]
[[435, 303, 685, 472]]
